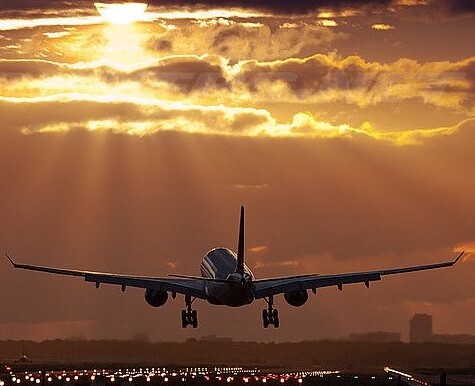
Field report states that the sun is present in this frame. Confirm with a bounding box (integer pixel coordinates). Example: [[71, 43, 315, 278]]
[[94, 2, 148, 25]]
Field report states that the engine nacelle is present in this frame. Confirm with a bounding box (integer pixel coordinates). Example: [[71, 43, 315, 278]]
[[144, 289, 168, 307], [284, 290, 308, 307]]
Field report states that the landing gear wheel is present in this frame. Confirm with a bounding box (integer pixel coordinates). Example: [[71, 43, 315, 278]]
[[262, 309, 269, 328], [181, 296, 198, 328], [262, 296, 280, 328], [273, 309, 280, 328], [181, 310, 188, 328]]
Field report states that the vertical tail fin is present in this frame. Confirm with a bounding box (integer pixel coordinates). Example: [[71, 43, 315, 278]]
[[236, 205, 245, 274]]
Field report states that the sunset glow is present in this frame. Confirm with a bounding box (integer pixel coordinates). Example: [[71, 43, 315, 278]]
[[0, 0, 474, 342]]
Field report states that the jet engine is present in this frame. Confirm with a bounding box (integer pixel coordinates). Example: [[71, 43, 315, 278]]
[[144, 289, 168, 307], [284, 290, 308, 307]]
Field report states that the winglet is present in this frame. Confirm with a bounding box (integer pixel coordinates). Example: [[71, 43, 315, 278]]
[[5, 253, 17, 267], [453, 251, 465, 265]]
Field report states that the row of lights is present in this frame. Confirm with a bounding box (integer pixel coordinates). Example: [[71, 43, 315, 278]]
[[3, 367, 347, 385]]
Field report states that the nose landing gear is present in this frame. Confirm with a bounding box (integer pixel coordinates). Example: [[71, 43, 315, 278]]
[[181, 295, 198, 328], [262, 295, 279, 328]]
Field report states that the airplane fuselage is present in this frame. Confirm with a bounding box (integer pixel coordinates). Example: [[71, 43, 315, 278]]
[[201, 247, 254, 307]]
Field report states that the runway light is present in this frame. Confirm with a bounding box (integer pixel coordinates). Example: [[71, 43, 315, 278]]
[[280, 379, 285, 383], [36, 380, 40, 384], [164, 377, 169, 382], [48, 378, 52, 382], [298, 379, 303, 384]]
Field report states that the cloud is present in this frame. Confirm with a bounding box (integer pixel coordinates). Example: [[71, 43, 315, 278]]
[[0, 94, 469, 145], [233, 54, 475, 110], [145, 21, 343, 61], [0, 0, 394, 15], [232, 184, 269, 189], [444, 0, 475, 13], [1, 54, 474, 112], [247, 245, 269, 253], [371, 23, 395, 30]]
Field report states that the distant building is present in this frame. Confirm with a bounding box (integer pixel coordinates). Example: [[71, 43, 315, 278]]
[[348, 331, 401, 343], [409, 314, 433, 343]]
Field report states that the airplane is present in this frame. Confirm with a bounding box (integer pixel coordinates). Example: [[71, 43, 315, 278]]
[[5, 206, 463, 329]]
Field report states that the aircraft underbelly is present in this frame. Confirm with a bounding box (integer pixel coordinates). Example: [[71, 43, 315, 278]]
[[205, 282, 254, 306]]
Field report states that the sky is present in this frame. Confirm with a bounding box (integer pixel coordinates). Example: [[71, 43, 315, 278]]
[[0, 0, 474, 343]]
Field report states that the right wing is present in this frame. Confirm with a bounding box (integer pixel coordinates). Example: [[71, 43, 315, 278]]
[[253, 252, 464, 299], [5, 254, 207, 299]]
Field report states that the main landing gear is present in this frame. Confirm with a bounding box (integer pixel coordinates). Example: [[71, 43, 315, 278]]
[[262, 295, 279, 328], [181, 295, 198, 328]]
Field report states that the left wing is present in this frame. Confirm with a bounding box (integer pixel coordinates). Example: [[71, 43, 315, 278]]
[[252, 252, 464, 299], [5, 254, 208, 299]]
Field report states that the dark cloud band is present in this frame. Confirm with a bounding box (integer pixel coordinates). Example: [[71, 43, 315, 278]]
[[0, 0, 393, 14]]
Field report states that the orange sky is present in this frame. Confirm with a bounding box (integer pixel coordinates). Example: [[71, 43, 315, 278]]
[[0, 0, 474, 342]]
